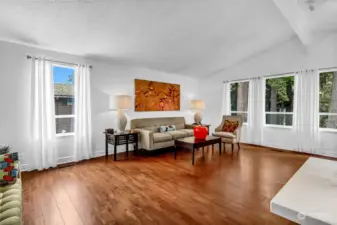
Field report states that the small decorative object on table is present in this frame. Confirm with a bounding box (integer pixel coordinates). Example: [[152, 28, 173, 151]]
[[105, 128, 115, 134], [194, 126, 208, 140]]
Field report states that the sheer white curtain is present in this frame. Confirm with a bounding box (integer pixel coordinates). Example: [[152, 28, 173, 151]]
[[30, 58, 57, 170], [221, 82, 231, 116], [74, 65, 93, 161], [293, 69, 320, 153], [247, 78, 265, 145]]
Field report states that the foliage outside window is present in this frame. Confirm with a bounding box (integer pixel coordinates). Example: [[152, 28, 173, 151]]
[[319, 71, 337, 129], [53, 65, 75, 135], [230, 81, 249, 123], [265, 76, 294, 126]]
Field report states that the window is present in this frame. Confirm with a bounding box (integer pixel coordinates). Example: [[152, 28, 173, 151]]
[[230, 81, 249, 123], [265, 75, 294, 126], [319, 71, 337, 129], [53, 65, 75, 135]]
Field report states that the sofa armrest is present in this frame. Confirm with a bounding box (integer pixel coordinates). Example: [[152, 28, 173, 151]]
[[185, 124, 195, 129], [215, 124, 223, 132], [133, 129, 154, 150]]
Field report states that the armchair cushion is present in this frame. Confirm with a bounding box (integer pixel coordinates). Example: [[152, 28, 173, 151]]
[[212, 132, 236, 139], [222, 120, 239, 133], [153, 133, 173, 143]]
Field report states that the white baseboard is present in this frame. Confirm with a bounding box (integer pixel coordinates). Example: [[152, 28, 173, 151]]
[[57, 156, 74, 165]]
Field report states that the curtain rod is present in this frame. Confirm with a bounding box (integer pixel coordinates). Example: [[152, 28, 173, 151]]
[[26, 55, 93, 69], [223, 66, 337, 83]]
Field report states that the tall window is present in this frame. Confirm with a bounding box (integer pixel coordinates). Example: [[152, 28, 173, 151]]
[[53, 65, 75, 134], [230, 81, 249, 123], [265, 75, 294, 126], [319, 71, 337, 129]]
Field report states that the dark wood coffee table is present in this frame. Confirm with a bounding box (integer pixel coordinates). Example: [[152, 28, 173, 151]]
[[174, 136, 222, 165]]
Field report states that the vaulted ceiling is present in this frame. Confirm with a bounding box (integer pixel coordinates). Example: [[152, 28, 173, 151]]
[[0, 0, 336, 78]]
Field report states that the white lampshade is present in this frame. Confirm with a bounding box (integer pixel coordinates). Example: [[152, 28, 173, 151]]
[[190, 100, 205, 110], [109, 95, 132, 110]]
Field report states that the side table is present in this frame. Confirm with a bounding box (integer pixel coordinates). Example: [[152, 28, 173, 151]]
[[104, 130, 139, 161]]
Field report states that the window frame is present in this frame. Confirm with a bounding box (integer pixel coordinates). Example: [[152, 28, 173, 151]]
[[52, 63, 76, 137], [264, 74, 295, 128], [318, 69, 337, 132], [229, 80, 249, 125]]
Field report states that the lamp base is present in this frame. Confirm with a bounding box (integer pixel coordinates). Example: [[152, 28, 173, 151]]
[[117, 110, 127, 132], [194, 111, 203, 125]]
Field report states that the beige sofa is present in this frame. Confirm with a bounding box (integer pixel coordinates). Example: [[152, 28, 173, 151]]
[[131, 117, 194, 151]]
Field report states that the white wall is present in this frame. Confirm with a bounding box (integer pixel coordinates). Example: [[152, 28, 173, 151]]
[[201, 35, 337, 157], [90, 60, 198, 159], [0, 41, 198, 169]]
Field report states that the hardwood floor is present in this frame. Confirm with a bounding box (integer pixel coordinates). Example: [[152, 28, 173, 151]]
[[22, 145, 309, 225]]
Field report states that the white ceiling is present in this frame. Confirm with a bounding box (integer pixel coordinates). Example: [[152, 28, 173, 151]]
[[0, 0, 336, 78]]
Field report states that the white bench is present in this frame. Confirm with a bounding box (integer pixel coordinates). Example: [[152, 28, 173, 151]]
[[271, 157, 337, 225]]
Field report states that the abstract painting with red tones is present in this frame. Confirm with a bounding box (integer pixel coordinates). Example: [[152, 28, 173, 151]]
[[135, 79, 180, 111]]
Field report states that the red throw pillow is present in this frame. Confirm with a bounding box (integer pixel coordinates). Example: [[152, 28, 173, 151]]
[[222, 120, 239, 133]]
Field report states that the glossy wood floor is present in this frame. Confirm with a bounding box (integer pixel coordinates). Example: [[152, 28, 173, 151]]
[[22, 145, 309, 225]]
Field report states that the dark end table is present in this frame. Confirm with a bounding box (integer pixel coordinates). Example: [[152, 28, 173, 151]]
[[174, 136, 222, 165], [104, 130, 139, 161]]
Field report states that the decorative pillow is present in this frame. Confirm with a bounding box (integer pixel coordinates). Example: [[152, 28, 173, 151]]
[[222, 120, 239, 133], [0, 152, 19, 186], [160, 125, 176, 133]]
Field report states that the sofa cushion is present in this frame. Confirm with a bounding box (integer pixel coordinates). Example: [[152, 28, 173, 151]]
[[166, 131, 187, 140], [142, 126, 159, 133], [179, 129, 194, 137], [212, 132, 236, 139], [153, 133, 173, 143], [175, 124, 185, 130]]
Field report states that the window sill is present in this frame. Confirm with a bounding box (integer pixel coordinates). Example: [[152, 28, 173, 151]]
[[264, 124, 293, 129], [319, 128, 337, 133], [56, 132, 75, 137]]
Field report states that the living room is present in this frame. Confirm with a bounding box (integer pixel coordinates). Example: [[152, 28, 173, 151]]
[[0, 0, 337, 225]]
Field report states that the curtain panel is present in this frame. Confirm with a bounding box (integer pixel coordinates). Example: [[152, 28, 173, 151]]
[[74, 65, 93, 161], [247, 78, 265, 145], [221, 82, 231, 116], [293, 69, 320, 154], [30, 58, 57, 170]]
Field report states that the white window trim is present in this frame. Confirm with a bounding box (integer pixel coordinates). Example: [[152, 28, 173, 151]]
[[318, 113, 337, 131], [53, 63, 76, 136], [229, 81, 249, 124], [56, 132, 75, 137], [264, 74, 295, 128]]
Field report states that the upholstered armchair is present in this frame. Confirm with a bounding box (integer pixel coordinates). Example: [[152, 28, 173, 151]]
[[212, 115, 244, 153]]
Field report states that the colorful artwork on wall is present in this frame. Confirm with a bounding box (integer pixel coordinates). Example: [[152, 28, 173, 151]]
[[134, 79, 180, 111]]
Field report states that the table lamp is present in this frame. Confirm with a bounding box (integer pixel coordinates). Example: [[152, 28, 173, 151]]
[[190, 100, 205, 125], [110, 95, 132, 132]]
